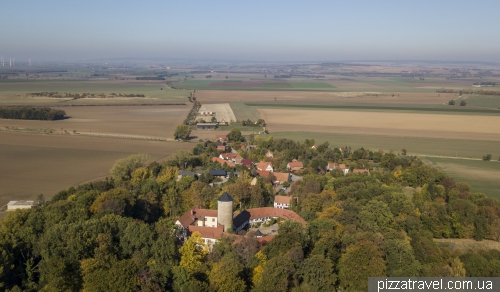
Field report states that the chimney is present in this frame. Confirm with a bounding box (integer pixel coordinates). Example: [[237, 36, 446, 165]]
[[191, 209, 194, 215]]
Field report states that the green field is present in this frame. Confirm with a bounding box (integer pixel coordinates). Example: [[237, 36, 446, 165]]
[[422, 157, 500, 200], [263, 131, 500, 160], [247, 102, 500, 115], [230, 102, 261, 121], [0, 80, 190, 104], [172, 79, 337, 91], [458, 95, 500, 109]]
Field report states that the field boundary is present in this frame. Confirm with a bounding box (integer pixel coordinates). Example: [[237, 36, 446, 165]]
[[0, 103, 187, 107], [246, 102, 500, 114]]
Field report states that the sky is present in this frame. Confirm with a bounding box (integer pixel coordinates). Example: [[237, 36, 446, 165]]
[[1, 0, 500, 63]]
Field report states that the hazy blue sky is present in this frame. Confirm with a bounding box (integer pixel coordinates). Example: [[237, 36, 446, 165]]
[[1, 0, 499, 62]]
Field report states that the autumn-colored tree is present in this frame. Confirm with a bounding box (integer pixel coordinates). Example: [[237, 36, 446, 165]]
[[338, 240, 386, 291], [110, 153, 149, 181], [209, 253, 246, 292], [179, 231, 208, 273]]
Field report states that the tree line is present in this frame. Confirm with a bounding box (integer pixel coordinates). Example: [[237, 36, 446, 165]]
[[0, 106, 66, 120], [27, 92, 145, 98]]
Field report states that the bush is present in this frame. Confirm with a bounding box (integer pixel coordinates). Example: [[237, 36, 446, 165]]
[[448, 100, 456, 105], [460, 100, 467, 106], [483, 154, 492, 161]]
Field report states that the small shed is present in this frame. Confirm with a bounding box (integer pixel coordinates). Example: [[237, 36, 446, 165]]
[[7, 200, 35, 211], [197, 123, 217, 130]]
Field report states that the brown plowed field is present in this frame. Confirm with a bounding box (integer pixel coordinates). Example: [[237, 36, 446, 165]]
[[0, 132, 193, 207], [0, 104, 193, 207], [1, 105, 190, 139], [259, 108, 500, 141], [195, 90, 456, 105]]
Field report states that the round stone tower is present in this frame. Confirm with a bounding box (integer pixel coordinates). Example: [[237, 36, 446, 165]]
[[217, 192, 233, 232]]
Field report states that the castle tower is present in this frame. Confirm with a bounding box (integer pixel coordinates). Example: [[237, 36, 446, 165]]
[[217, 192, 233, 232]]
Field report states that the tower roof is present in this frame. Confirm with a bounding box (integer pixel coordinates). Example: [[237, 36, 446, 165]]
[[218, 192, 233, 202]]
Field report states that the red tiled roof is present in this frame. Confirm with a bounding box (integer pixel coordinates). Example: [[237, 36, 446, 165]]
[[188, 225, 224, 240], [327, 162, 338, 169], [177, 207, 218, 228], [287, 161, 303, 169], [257, 162, 273, 171], [245, 207, 306, 226], [256, 170, 270, 177], [217, 145, 226, 151], [273, 172, 290, 182], [274, 195, 291, 204], [221, 153, 238, 160], [212, 157, 235, 167], [241, 159, 253, 167], [258, 235, 275, 244]]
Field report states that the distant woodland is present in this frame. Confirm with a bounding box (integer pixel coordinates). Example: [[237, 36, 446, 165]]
[[27, 92, 145, 99], [0, 106, 66, 120], [1, 137, 500, 291]]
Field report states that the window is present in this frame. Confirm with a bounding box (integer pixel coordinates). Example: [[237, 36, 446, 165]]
[[212, 218, 215, 222]]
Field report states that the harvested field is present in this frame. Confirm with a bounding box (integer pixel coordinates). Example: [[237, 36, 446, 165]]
[[195, 90, 456, 106], [230, 103, 261, 121], [198, 103, 236, 123], [0, 105, 190, 139], [259, 108, 500, 141], [0, 132, 193, 207]]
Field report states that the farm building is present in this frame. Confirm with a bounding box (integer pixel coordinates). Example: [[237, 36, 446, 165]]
[[7, 200, 35, 211], [274, 196, 292, 209], [196, 123, 217, 130]]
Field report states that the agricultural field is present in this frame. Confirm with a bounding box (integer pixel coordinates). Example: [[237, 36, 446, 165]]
[[230, 102, 261, 122], [258, 108, 500, 141], [1, 105, 191, 139], [198, 103, 236, 123], [0, 80, 190, 104], [421, 157, 500, 200], [457, 94, 500, 109], [195, 89, 462, 108], [173, 79, 336, 91], [0, 72, 197, 208], [0, 132, 192, 209]]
